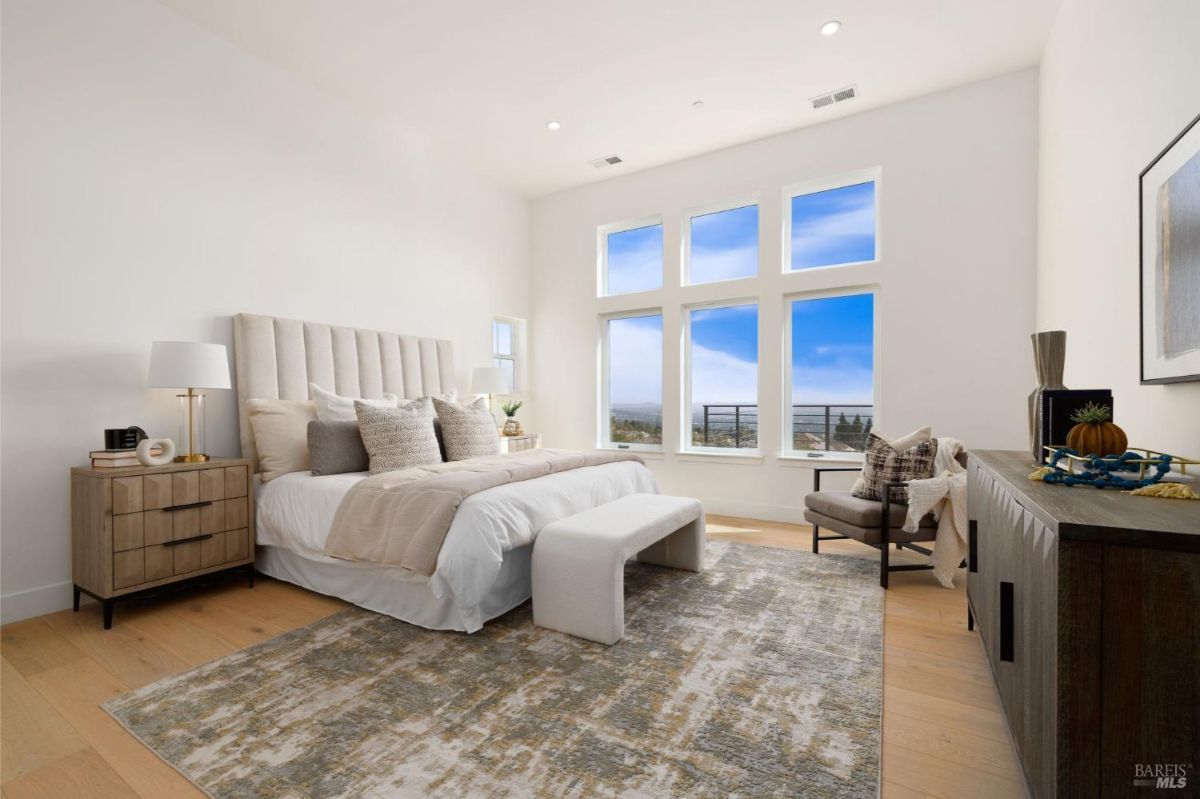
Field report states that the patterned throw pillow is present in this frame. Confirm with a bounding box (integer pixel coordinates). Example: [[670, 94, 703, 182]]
[[852, 432, 938, 504], [354, 398, 442, 475], [432, 396, 501, 461]]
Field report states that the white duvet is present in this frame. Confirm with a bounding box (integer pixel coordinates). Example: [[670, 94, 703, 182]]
[[255, 460, 658, 612]]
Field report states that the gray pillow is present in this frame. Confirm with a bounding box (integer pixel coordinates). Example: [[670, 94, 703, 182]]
[[307, 421, 369, 476], [355, 398, 443, 475], [432, 396, 501, 461]]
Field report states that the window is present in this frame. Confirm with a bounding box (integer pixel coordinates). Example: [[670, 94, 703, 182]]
[[602, 221, 663, 295], [492, 318, 517, 391], [687, 303, 758, 450], [787, 179, 877, 271], [686, 203, 758, 285], [786, 292, 875, 454], [603, 313, 663, 448]]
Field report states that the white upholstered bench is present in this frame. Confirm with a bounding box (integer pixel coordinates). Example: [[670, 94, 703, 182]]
[[531, 493, 705, 645]]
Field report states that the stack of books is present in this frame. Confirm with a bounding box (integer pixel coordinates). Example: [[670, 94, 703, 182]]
[[89, 446, 164, 469]]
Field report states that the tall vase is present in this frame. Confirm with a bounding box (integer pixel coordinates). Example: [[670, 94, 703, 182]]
[[1028, 331, 1067, 463]]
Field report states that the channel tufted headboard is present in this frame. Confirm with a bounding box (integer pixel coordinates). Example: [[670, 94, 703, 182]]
[[232, 313, 456, 469]]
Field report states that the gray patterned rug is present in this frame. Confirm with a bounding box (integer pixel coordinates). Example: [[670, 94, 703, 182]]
[[104, 542, 883, 798]]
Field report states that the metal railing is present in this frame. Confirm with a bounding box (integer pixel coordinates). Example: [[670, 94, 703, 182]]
[[696, 403, 873, 450]]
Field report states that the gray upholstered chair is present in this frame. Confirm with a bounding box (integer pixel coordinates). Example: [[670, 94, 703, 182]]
[[803, 451, 967, 588]]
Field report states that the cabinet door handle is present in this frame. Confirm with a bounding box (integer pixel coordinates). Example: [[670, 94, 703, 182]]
[[968, 520, 978, 573], [1000, 581, 1014, 662], [163, 501, 213, 513], [162, 533, 214, 547]]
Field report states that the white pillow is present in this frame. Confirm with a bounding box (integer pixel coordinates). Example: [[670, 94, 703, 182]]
[[247, 399, 317, 482], [310, 383, 400, 423]]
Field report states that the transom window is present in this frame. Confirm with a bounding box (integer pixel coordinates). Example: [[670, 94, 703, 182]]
[[686, 203, 758, 285], [786, 177, 877, 271], [601, 220, 663, 296]]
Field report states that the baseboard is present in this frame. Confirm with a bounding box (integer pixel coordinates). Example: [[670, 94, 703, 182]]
[[0, 580, 79, 624], [699, 498, 807, 525]]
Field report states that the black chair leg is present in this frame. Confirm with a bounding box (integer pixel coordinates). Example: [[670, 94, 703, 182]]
[[812, 524, 819, 553], [968, 605, 975, 631], [880, 526, 890, 589], [73, 585, 81, 612]]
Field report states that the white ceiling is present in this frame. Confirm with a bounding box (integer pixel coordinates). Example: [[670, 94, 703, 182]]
[[157, 0, 1061, 198]]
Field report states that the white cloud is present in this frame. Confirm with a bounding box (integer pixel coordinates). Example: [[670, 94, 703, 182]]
[[690, 244, 757, 283], [791, 363, 873, 404], [608, 240, 662, 293], [791, 205, 874, 258], [609, 319, 662, 404], [691, 343, 757, 404]]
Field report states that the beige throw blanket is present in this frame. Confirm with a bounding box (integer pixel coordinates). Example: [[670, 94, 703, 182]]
[[324, 449, 645, 576], [901, 437, 968, 588]]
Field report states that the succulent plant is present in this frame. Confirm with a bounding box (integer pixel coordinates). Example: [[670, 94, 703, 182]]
[[501, 400, 523, 418], [1069, 401, 1113, 425]]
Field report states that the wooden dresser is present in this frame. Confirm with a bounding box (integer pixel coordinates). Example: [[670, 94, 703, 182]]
[[967, 450, 1199, 798], [70, 458, 255, 628]]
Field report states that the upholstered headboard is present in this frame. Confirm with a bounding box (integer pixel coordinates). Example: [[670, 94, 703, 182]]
[[232, 313, 455, 468]]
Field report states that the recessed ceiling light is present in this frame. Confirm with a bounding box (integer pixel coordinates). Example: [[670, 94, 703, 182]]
[[821, 20, 841, 36], [692, 100, 705, 109], [546, 120, 561, 131]]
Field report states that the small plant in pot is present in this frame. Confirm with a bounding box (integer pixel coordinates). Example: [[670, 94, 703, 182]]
[[1065, 402, 1128, 457], [501, 401, 523, 436]]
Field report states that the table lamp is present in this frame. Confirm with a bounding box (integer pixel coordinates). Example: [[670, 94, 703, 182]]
[[471, 366, 510, 425], [148, 341, 231, 462]]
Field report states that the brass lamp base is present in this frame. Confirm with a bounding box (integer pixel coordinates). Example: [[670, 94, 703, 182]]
[[174, 453, 210, 463]]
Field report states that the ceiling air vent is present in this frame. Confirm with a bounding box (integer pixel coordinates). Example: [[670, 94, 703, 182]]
[[589, 155, 624, 169], [810, 85, 857, 110]]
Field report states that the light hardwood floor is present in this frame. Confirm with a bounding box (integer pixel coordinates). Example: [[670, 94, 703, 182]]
[[1, 515, 1026, 798]]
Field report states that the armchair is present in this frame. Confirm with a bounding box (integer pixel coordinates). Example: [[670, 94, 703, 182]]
[[804, 466, 942, 589]]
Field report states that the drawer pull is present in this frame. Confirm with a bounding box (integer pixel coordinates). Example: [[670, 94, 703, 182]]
[[968, 520, 978, 573], [1000, 581, 1014, 662], [164, 501, 213, 513], [162, 533, 214, 547]]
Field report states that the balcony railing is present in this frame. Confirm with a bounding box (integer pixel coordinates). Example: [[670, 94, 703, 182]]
[[695, 404, 873, 451]]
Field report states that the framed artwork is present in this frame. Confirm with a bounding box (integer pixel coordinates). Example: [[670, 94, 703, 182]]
[[1140, 113, 1200, 384]]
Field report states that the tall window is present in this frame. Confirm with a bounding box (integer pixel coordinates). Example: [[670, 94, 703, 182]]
[[603, 314, 663, 448], [688, 303, 758, 450], [686, 203, 758, 285], [787, 292, 875, 454], [492, 318, 517, 391], [787, 179, 877, 271], [602, 221, 663, 295]]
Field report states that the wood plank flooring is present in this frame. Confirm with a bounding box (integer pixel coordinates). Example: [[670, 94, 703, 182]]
[[2, 516, 1026, 798]]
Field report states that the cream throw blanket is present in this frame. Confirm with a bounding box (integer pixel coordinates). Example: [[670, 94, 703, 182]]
[[902, 438, 968, 588], [325, 449, 644, 576]]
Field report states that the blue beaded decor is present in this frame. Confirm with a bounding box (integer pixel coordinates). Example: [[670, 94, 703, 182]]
[[1041, 448, 1173, 489]]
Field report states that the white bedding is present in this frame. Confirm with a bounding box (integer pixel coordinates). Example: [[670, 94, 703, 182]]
[[255, 460, 658, 630]]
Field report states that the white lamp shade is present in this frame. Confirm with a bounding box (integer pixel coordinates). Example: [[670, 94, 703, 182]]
[[148, 341, 231, 389], [471, 366, 509, 395]]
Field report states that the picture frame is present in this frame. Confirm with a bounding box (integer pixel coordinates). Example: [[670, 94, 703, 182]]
[[1139, 112, 1200, 384]]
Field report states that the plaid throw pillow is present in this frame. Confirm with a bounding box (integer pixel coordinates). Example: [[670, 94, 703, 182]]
[[852, 432, 938, 504]]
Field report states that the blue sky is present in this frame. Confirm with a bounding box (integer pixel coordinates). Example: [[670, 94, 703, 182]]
[[607, 187, 876, 406]]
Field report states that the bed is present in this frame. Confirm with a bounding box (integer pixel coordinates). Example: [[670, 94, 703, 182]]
[[233, 313, 657, 631]]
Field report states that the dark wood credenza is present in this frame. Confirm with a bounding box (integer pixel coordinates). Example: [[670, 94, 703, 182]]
[[967, 450, 1199, 798]]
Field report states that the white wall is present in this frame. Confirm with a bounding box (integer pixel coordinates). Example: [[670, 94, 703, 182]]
[[530, 71, 1038, 520], [1038, 0, 1200, 452], [0, 0, 530, 622]]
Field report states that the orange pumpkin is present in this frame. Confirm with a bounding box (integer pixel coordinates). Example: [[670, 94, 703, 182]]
[[1066, 421, 1128, 457]]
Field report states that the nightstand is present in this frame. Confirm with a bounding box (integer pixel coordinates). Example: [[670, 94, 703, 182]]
[[500, 433, 541, 453], [70, 457, 255, 628]]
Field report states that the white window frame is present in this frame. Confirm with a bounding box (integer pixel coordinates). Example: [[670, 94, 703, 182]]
[[782, 166, 882, 274], [682, 298, 760, 455], [597, 308, 665, 451], [780, 286, 880, 461], [492, 316, 521, 393], [682, 196, 760, 287], [597, 215, 664, 297]]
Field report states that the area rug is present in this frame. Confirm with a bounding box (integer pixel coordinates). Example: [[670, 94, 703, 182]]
[[103, 542, 883, 798]]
